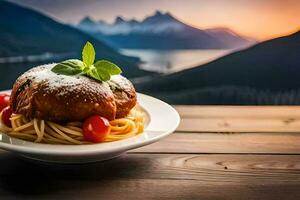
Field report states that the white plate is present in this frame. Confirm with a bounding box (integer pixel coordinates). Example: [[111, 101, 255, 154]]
[[0, 92, 180, 163]]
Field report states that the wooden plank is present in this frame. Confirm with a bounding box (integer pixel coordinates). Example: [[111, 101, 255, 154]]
[[175, 105, 300, 118], [6, 180, 300, 200], [0, 153, 300, 199], [175, 106, 300, 132], [177, 117, 300, 132], [132, 132, 300, 154]]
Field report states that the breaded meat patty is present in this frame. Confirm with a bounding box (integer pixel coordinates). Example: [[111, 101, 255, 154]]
[[10, 64, 137, 122]]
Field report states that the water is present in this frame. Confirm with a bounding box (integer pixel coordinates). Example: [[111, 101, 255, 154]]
[[120, 49, 233, 73], [0, 53, 74, 90], [0, 49, 233, 90], [0, 52, 75, 64]]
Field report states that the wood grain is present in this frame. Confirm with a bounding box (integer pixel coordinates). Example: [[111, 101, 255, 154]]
[[132, 132, 300, 154], [1, 106, 300, 199], [0, 153, 300, 199], [177, 117, 300, 132], [174, 106, 300, 132], [175, 106, 300, 118]]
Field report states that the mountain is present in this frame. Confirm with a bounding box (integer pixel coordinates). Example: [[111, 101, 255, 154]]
[[135, 30, 300, 104], [0, 0, 153, 85], [77, 11, 253, 50]]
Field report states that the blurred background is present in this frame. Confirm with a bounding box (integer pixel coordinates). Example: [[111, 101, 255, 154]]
[[1, 0, 300, 104]]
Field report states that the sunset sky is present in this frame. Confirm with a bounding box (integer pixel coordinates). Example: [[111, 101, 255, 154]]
[[9, 0, 300, 40]]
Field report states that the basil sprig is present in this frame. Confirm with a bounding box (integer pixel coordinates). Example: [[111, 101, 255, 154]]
[[51, 41, 122, 81]]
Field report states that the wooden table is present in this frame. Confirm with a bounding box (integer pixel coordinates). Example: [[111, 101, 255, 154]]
[[1, 106, 300, 199]]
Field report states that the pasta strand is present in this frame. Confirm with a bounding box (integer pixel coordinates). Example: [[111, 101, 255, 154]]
[[0, 108, 144, 145]]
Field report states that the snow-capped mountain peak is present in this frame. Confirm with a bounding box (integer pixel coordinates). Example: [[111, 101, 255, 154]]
[[115, 16, 126, 24], [78, 10, 184, 35], [142, 10, 178, 24], [80, 16, 96, 25], [77, 10, 253, 49]]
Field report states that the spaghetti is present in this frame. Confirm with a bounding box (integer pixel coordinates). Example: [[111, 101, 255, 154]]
[[0, 108, 144, 145]]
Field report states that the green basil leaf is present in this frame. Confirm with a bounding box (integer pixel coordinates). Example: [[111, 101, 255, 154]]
[[82, 41, 95, 67], [94, 60, 122, 75], [87, 68, 101, 81], [96, 67, 111, 81], [51, 59, 83, 75], [87, 67, 110, 82], [51, 41, 123, 82]]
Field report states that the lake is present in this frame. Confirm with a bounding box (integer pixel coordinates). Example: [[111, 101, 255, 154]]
[[0, 49, 233, 90], [120, 49, 233, 73]]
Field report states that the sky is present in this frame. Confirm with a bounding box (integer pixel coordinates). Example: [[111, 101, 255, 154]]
[[9, 0, 300, 40]]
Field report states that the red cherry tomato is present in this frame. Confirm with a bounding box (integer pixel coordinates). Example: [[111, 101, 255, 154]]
[[82, 115, 111, 143], [1, 106, 12, 128], [0, 94, 10, 112]]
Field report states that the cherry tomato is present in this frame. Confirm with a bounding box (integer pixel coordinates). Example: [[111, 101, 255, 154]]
[[1, 106, 12, 128], [83, 115, 111, 143], [0, 94, 10, 112]]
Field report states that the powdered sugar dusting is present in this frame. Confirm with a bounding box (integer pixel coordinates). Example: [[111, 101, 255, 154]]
[[20, 63, 110, 97], [109, 74, 133, 92]]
